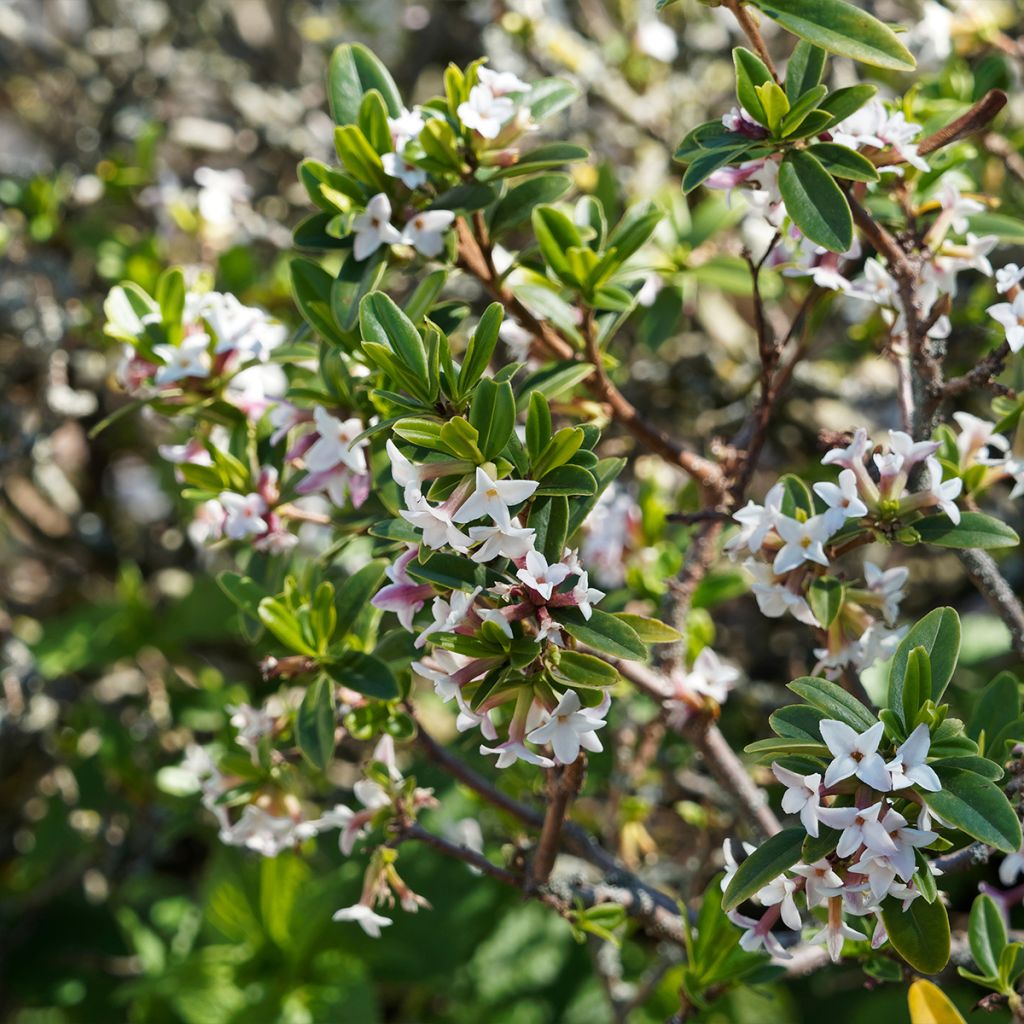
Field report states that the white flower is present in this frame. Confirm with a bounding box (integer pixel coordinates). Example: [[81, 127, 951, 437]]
[[726, 909, 792, 958], [516, 549, 571, 600], [988, 292, 1024, 352], [382, 151, 427, 190], [923, 457, 962, 523], [953, 411, 1009, 464], [682, 648, 740, 704], [756, 874, 802, 930], [453, 467, 539, 528], [725, 482, 785, 555], [351, 193, 405, 261], [404, 209, 455, 257], [877, 807, 937, 877], [457, 84, 516, 139], [468, 518, 536, 562], [306, 407, 368, 474], [863, 562, 909, 624], [477, 607, 513, 638], [416, 588, 481, 648], [819, 719, 892, 791], [385, 438, 424, 501], [889, 430, 939, 471], [817, 801, 897, 858], [200, 292, 286, 361], [771, 764, 822, 836], [479, 740, 554, 769], [996, 263, 1024, 294], [791, 860, 843, 908], [720, 839, 756, 892], [526, 689, 606, 764], [153, 334, 212, 385], [744, 559, 819, 626], [822, 427, 873, 470], [571, 571, 605, 620], [1000, 849, 1024, 886], [809, 914, 863, 963], [851, 258, 898, 307], [813, 469, 868, 533], [937, 182, 985, 235], [476, 66, 530, 95], [498, 318, 535, 362], [412, 648, 468, 702], [388, 107, 425, 148], [219, 491, 268, 539], [401, 492, 473, 552], [886, 723, 941, 791], [635, 19, 679, 62], [227, 702, 275, 754], [773, 514, 833, 574], [189, 499, 226, 546], [332, 903, 392, 938]]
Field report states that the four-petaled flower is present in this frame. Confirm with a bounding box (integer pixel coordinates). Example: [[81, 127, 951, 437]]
[[813, 469, 868, 533], [773, 514, 833, 574], [453, 467, 538, 528], [153, 334, 212, 385], [516, 549, 571, 600], [351, 193, 405, 261], [526, 689, 606, 764], [404, 210, 455, 258], [886, 723, 941, 791], [771, 764, 822, 837], [819, 719, 892, 791]]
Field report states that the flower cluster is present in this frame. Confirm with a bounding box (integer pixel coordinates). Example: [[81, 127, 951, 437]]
[[725, 719, 944, 962], [728, 428, 970, 675], [375, 441, 614, 769]]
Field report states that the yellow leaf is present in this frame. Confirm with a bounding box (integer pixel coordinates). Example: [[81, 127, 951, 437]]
[[907, 980, 966, 1024]]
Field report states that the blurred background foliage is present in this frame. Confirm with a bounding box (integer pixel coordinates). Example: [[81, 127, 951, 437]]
[[3, 0, 1024, 1021]]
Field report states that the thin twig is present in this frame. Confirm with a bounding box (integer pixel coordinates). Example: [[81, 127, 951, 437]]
[[721, 0, 780, 83], [531, 756, 587, 885]]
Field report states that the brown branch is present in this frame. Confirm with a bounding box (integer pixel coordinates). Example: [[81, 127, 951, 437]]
[[412, 722, 683, 917], [456, 217, 727, 496], [867, 90, 1007, 168], [721, 0, 780, 83], [531, 756, 587, 885], [612, 659, 781, 840], [398, 822, 522, 885]]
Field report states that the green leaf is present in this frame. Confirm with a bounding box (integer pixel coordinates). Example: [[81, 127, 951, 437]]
[[777, 473, 815, 517], [327, 43, 403, 126], [755, 81, 791, 134], [967, 212, 1024, 244], [553, 607, 647, 661], [481, 143, 589, 180], [553, 650, 621, 689], [778, 150, 852, 253], [900, 646, 932, 730], [914, 511, 1020, 550], [881, 895, 949, 974], [932, 755, 1004, 782], [682, 144, 752, 194], [733, 47, 773, 125], [722, 829, 805, 911], [787, 676, 876, 730], [770, 704, 826, 742], [217, 572, 268, 619], [258, 597, 318, 656], [295, 677, 336, 770], [922, 766, 1022, 853], [744, 737, 830, 760], [469, 378, 516, 460], [360, 292, 430, 385], [752, 0, 916, 71], [324, 651, 400, 700], [802, 826, 840, 863], [529, 495, 569, 564], [406, 551, 500, 592], [808, 143, 880, 182], [968, 671, 1021, 753], [490, 174, 573, 238], [290, 258, 349, 348], [334, 561, 388, 638], [779, 83, 827, 136], [459, 303, 504, 395], [526, 391, 553, 460], [807, 576, 844, 628], [785, 40, 826, 100], [817, 84, 877, 126], [613, 614, 682, 644], [534, 464, 597, 497], [889, 607, 961, 713], [532, 205, 583, 284]]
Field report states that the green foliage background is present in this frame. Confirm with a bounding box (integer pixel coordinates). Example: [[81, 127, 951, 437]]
[[3, 0, 1024, 1021]]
